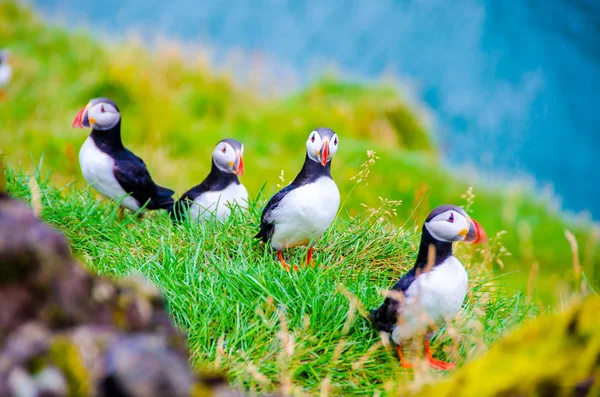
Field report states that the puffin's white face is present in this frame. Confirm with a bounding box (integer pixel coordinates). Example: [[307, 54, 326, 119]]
[[72, 99, 120, 131], [424, 208, 485, 243], [306, 130, 339, 166], [213, 141, 244, 176], [86, 102, 120, 130]]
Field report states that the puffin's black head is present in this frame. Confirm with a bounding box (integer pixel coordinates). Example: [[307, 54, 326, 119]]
[[212, 138, 244, 176], [423, 204, 487, 244], [72, 97, 121, 131], [306, 127, 339, 166]]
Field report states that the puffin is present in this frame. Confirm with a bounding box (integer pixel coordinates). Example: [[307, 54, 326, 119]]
[[255, 127, 340, 271], [369, 205, 487, 370], [0, 49, 12, 100], [72, 97, 175, 214], [171, 138, 247, 221]]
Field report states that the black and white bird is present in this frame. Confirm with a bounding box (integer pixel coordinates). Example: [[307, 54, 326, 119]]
[[0, 49, 12, 99], [255, 127, 340, 271], [72, 98, 174, 214], [171, 138, 247, 221], [369, 205, 487, 370]]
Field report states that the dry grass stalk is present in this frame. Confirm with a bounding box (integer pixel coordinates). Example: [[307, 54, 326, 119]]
[[424, 244, 436, 273], [319, 376, 332, 397], [349, 150, 379, 185], [28, 176, 42, 217], [277, 310, 295, 357], [246, 364, 269, 384], [527, 262, 539, 303], [331, 338, 347, 364], [277, 169, 287, 188], [518, 222, 535, 265], [379, 331, 391, 349], [444, 321, 461, 363], [564, 229, 583, 294], [381, 289, 405, 305], [461, 186, 475, 213], [360, 196, 403, 223], [277, 309, 295, 397], [582, 228, 598, 284], [352, 341, 382, 371], [338, 285, 368, 322], [302, 314, 310, 331], [215, 335, 225, 370]]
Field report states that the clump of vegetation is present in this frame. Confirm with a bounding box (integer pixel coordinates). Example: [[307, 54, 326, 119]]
[[6, 165, 540, 395], [415, 295, 600, 397]]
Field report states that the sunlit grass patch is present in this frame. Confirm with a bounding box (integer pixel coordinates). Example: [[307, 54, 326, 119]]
[[6, 166, 537, 395]]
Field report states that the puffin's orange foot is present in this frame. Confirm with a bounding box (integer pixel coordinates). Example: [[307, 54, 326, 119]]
[[284, 264, 299, 272], [427, 357, 455, 370], [305, 247, 328, 269], [277, 251, 290, 271], [277, 251, 298, 271], [424, 340, 455, 370], [396, 346, 413, 369], [306, 247, 315, 267]]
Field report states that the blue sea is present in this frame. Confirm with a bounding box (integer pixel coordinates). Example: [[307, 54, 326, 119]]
[[35, 0, 600, 218]]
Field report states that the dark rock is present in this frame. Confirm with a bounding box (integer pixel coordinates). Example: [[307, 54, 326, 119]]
[[100, 335, 192, 397], [0, 192, 247, 396]]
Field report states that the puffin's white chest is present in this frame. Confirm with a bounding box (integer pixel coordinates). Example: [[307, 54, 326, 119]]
[[0, 64, 12, 87], [190, 183, 248, 221], [79, 137, 140, 211], [392, 256, 468, 343], [269, 177, 340, 250]]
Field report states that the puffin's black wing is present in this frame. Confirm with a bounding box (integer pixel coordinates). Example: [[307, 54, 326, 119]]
[[113, 151, 174, 210], [369, 267, 417, 333], [170, 183, 209, 222], [254, 184, 298, 242], [170, 166, 241, 222]]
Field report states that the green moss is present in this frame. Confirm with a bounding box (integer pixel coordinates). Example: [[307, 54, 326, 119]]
[[415, 296, 600, 397], [49, 336, 90, 397]]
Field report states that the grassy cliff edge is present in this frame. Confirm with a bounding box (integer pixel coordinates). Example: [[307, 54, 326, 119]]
[[0, 1, 598, 301]]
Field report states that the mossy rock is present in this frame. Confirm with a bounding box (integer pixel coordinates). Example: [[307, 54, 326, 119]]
[[415, 296, 600, 397], [49, 336, 90, 397]]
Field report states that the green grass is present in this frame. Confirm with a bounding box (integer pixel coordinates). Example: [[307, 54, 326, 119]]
[[1, 0, 598, 302], [6, 166, 535, 395]]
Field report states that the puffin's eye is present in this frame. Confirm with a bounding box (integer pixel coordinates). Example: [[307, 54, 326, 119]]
[[311, 134, 315, 143], [333, 137, 338, 145], [100, 105, 105, 113], [221, 146, 226, 153], [448, 213, 454, 223]]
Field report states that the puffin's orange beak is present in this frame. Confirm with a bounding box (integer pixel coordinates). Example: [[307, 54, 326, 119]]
[[320, 140, 330, 166], [72, 105, 90, 128], [465, 218, 487, 244], [233, 152, 244, 176]]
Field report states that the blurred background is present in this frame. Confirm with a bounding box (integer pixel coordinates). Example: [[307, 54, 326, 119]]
[[35, 0, 600, 218], [1, 0, 599, 301]]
